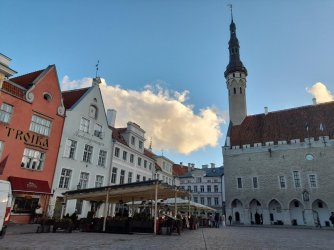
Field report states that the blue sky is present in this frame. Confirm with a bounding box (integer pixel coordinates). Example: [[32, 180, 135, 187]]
[[2, 0, 334, 168]]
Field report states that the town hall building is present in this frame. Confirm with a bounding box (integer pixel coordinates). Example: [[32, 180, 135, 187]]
[[223, 16, 334, 227]]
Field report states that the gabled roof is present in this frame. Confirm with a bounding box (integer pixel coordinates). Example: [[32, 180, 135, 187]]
[[205, 166, 224, 177], [62, 87, 90, 109], [9, 69, 44, 89], [229, 101, 334, 146]]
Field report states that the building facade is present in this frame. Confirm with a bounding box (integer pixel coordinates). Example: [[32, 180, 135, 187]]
[[223, 18, 334, 227], [178, 164, 225, 215], [154, 155, 174, 185], [0, 54, 65, 223], [50, 78, 113, 219]]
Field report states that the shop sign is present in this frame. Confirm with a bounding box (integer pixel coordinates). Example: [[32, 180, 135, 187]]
[[5, 126, 49, 150]]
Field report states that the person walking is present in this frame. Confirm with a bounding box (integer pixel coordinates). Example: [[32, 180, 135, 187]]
[[214, 213, 220, 228], [228, 215, 232, 225], [329, 212, 334, 227], [222, 215, 226, 227]]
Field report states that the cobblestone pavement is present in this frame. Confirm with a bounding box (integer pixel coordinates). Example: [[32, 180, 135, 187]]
[[1, 226, 334, 250]]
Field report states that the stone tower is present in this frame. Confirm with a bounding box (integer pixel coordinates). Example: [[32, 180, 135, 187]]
[[224, 16, 248, 125]]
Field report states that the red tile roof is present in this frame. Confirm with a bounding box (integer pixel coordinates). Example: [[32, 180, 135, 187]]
[[62, 88, 90, 109], [229, 101, 334, 146], [1, 81, 25, 99], [172, 164, 190, 176], [144, 149, 156, 159], [111, 127, 128, 146], [9, 69, 44, 89]]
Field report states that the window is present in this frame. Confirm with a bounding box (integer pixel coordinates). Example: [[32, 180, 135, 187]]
[[207, 197, 212, 206], [214, 185, 219, 192], [128, 172, 133, 183], [21, 148, 45, 171], [122, 151, 127, 161], [0, 103, 13, 123], [144, 160, 147, 168], [207, 185, 211, 192], [149, 162, 152, 170], [143, 176, 146, 181], [240, 87, 242, 94], [79, 117, 90, 133], [83, 144, 93, 163], [59, 168, 72, 188], [207, 180, 211, 183], [111, 167, 117, 184], [79, 172, 89, 189], [293, 171, 301, 188], [114, 147, 120, 157], [136, 174, 140, 182], [95, 175, 104, 187], [43, 92, 52, 101], [187, 186, 191, 191], [309, 174, 317, 188], [200, 197, 204, 205], [94, 124, 103, 138], [237, 177, 243, 189], [29, 115, 51, 136], [194, 186, 198, 192], [64, 139, 77, 159], [233, 88, 236, 94], [98, 150, 107, 167], [89, 105, 97, 119], [0, 141, 4, 159], [75, 200, 83, 214], [130, 154, 134, 163], [252, 177, 258, 189], [138, 157, 142, 166], [196, 177, 202, 183], [279, 176, 286, 189], [193, 197, 198, 203], [131, 136, 135, 145], [214, 197, 219, 205], [139, 141, 143, 149], [200, 185, 204, 192], [120, 170, 125, 184], [13, 197, 39, 214]]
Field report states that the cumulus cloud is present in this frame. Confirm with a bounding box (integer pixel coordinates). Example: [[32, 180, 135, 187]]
[[61, 76, 226, 154], [306, 82, 334, 103]]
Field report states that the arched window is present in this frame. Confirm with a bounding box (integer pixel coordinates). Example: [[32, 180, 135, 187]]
[[89, 105, 98, 119], [233, 88, 236, 94], [240, 87, 242, 94]]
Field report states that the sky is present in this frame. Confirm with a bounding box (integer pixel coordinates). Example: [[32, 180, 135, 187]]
[[2, 0, 334, 168]]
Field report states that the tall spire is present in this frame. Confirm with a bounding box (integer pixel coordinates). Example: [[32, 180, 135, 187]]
[[224, 6, 247, 77]]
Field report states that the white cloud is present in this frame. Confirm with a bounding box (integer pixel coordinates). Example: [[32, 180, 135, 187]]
[[306, 82, 334, 103], [61, 76, 226, 154]]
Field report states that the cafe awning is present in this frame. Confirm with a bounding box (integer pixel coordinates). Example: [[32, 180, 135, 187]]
[[9, 176, 52, 195], [63, 180, 190, 203]]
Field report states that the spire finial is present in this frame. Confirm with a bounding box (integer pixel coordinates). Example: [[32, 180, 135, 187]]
[[227, 4, 233, 22], [149, 137, 153, 151], [95, 60, 100, 78]]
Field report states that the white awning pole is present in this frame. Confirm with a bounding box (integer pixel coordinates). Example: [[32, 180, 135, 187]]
[[174, 189, 177, 217], [103, 188, 110, 232], [154, 181, 158, 235]]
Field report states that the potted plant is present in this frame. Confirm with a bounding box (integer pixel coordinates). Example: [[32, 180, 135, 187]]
[[36, 217, 54, 233]]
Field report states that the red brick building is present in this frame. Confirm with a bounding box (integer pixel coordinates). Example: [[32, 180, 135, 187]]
[[0, 54, 65, 223]]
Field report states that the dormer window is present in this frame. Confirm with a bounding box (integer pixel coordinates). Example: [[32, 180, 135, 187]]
[[89, 105, 97, 119]]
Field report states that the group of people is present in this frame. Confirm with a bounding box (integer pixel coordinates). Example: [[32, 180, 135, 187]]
[[208, 213, 226, 228]]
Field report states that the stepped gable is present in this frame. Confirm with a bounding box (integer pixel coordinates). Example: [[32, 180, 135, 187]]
[[230, 101, 334, 146]]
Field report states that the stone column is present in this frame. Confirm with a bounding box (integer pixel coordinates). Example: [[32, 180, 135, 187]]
[[304, 209, 315, 226], [282, 209, 291, 225], [262, 209, 270, 225], [243, 208, 250, 224]]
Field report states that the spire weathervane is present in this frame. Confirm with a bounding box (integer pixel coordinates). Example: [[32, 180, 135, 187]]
[[227, 4, 233, 21], [95, 60, 100, 78]]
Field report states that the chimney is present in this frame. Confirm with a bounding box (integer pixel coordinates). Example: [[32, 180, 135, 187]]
[[312, 98, 317, 105], [210, 163, 215, 168], [107, 109, 117, 127], [179, 162, 183, 165], [264, 106, 268, 115], [92, 77, 101, 86], [0, 53, 17, 87]]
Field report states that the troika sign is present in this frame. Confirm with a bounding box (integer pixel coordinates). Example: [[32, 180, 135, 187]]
[[5, 126, 49, 150]]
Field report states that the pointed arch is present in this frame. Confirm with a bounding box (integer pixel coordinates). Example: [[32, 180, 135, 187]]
[[312, 199, 330, 227], [268, 199, 283, 224], [289, 199, 304, 226]]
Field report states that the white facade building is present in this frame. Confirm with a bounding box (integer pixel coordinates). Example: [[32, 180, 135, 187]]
[[50, 78, 113, 218], [154, 155, 174, 185], [178, 164, 225, 215]]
